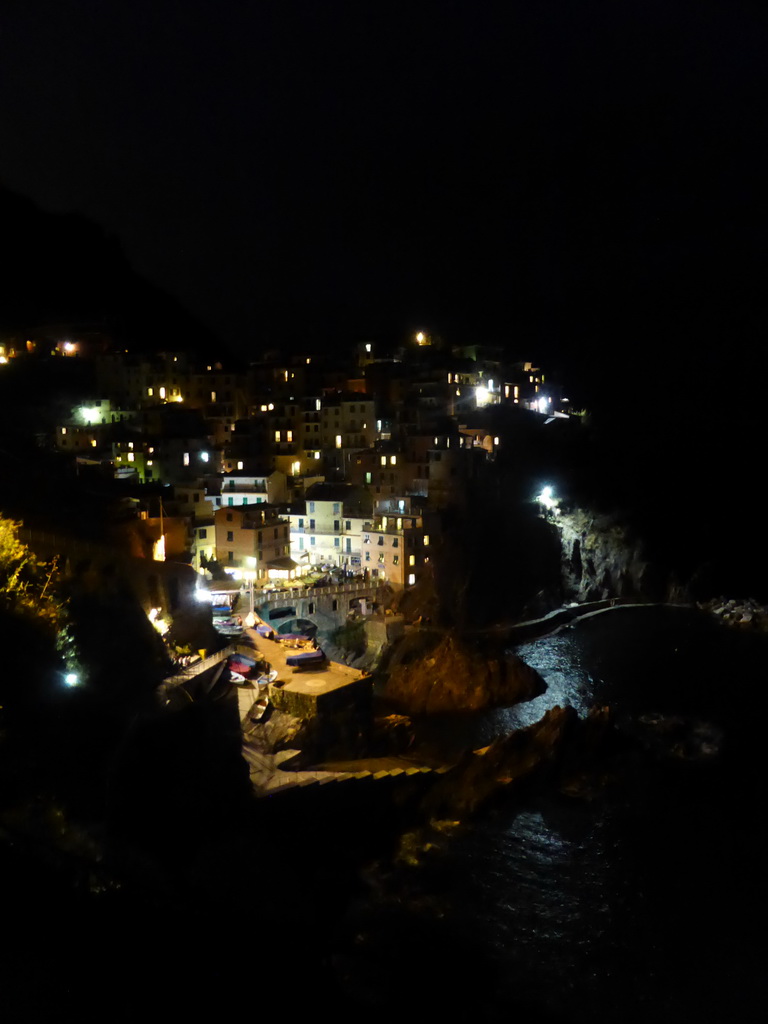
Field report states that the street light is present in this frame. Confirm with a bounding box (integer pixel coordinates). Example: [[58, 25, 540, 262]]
[[537, 485, 555, 508], [536, 486, 560, 516]]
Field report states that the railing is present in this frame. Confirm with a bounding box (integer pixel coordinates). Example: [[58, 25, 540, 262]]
[[257, 579, 385, 602], [223, 485, 268, 494], [158, 640, 260, 697]]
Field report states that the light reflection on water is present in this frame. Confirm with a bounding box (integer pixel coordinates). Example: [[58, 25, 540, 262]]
[[343, 607, 766, 1022]]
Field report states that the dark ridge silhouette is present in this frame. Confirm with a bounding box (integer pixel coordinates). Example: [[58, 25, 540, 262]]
[[0, 185, 214, 350]]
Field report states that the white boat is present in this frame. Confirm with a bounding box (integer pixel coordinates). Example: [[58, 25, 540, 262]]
[[249, 697, 269, 721]]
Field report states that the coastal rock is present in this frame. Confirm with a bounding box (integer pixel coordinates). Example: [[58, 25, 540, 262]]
[[558, 509, 659, 602], [698, 596, 768, 631], [382, 633, 545, 714], [423, 705, 579, 816], [370, 713, 415, 755]]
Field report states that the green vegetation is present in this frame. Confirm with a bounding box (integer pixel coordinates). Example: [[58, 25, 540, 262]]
[[332, 619, 366, 656], [0, 515, 68, 632]]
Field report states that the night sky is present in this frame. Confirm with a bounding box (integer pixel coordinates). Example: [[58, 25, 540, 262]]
[[3, 1, 768, 407]]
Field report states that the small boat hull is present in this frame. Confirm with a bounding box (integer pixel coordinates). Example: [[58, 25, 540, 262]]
[[285, 650, 326, 669]]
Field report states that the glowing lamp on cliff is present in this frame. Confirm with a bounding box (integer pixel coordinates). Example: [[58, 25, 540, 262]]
[[538, 486, 556, 510]]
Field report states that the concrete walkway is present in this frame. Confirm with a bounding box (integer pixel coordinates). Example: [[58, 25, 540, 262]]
[[477, 598, 694, 644], [232, 626, 452, 795]]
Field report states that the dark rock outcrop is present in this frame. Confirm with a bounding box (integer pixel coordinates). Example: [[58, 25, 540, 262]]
[[558, 509, 659, 602], [423, 705, 579, 816], [698, 596, 768, 631], [383, 633, 545, 714]]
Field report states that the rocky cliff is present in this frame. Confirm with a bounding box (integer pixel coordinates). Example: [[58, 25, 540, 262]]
[[556, 508, 680, 603], [383, 632, 545, 714]]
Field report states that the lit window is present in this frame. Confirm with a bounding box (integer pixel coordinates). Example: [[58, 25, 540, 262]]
[[237, 461, 244, 470], [409, 555, 415, 566], [393, 555, 399, 565], [147, 460, 153, 466], [183, 452, 190, 466], [396, 518, 402, 529], [314, 451, 321, 460], [211, 391, 216, 402], [335, 435, 342, 448], [159, 386, 166, 399], [423, 535, 430, 546], [147, 387, 153, 397], [287, 430, 293, 442], [365, 472, 372, 484], [408, 573, 416, 585], [91, 439, 97, 448], [390, 455, 397, 465], [275, 431, 281, 442], [128, 442, 134, 450], [127, 452, 135, 462], [61, 427, 67, 435]]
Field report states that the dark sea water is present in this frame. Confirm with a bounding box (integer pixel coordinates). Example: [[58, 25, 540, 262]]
[[2, 606, 764, 1021], [336, 607, 767, 1023]]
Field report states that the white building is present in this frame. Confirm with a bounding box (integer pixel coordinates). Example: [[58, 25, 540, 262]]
[[215, 470, 288, 508], [288, 483, 371, 570]]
